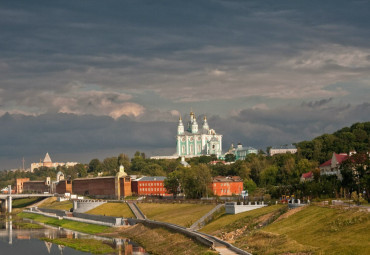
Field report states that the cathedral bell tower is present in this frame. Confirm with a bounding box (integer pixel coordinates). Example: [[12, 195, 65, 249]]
[[177, 115, 184, 135], [191, 113, 198, 133]]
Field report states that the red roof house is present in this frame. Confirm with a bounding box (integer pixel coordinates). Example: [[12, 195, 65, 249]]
[[319, 153, 349, 180]]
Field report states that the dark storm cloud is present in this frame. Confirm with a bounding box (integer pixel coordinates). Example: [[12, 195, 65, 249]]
[[1, 0, 370, 107], [1, 1, 370, 168]]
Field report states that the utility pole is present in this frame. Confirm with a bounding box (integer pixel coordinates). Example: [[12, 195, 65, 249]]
[[22, 157, 25, 170]]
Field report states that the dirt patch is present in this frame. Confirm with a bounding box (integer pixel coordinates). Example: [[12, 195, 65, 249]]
[[276, 206, 305, 222]]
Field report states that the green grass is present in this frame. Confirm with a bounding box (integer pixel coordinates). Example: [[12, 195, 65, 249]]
[[109, 223, 218, 255], [40, 237, 116, 254], [12, 197, 44, 208], [39, 197, 73, 211], [86, 203, 134, 218], [137, 203, 215, 227], [18, 212, 109, 234], [200, 204, 286, 235], [14, 222, 44, 229], [262, 205, 370, 255]]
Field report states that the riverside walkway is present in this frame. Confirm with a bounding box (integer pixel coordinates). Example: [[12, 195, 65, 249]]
[[127, 202, 250, 255]]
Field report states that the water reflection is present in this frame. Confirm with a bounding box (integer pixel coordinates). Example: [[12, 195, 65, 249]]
[[0, 216, 148, 255]]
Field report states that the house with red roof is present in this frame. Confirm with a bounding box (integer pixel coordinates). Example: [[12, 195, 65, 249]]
[[319, 152, 349, 180], [300, 171, 313, 182]]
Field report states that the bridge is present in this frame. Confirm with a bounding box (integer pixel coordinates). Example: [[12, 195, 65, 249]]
[[0, 185, 53, 213]]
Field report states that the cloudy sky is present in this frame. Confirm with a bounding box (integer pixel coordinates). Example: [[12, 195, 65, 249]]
[[1, 0, 369, 169]]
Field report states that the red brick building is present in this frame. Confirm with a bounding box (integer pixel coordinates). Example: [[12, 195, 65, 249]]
[[15, 178, 30, 193], [23, 177, 51, 193], [56, 179, 73, 194], [72, 176, 132, 199], [211, 176, 243, 196], [131, 176, 169, 196]]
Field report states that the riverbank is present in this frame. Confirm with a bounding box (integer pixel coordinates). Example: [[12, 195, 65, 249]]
[[18, 211, 217, 255]]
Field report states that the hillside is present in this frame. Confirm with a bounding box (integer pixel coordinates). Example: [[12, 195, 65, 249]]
[[297, 121, 370, 163], [201, 205, 370, 255]]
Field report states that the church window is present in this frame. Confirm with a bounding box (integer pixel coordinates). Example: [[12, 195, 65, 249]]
[[182, 145, 185, 153], [190, 145, 194, 154], [212, 145, 215, 149], [198, 144, 201, 152]]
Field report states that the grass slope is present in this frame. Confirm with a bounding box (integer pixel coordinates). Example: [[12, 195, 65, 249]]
[[86, 202, 134, 218], [12, 197, 44, 208], [38, 197, 73, 211], [106, 224, 217, 255], [137, 203, 215, 227], [200, 204, 286, 235], [261, 205, 370, 255], [19, 212, 109, 234]]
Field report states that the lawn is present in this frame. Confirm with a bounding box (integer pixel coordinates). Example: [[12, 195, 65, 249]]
[[200, 204, 286, 235], [260, 205, 370, 255], [86, 202, 134, 218], [137, 203, 216, 227], [18, 212, 109, 234], [12, 197, 44, 208], [39, 197, 73, 211]]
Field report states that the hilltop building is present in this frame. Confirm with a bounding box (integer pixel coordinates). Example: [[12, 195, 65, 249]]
[[268, 144, 297, 156], [30, 152, 78, 172], [176, 111, 223, 158], [227, 143, 258, 160]]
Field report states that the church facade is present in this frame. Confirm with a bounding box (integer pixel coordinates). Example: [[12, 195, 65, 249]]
[[176, 112, 223, 157]]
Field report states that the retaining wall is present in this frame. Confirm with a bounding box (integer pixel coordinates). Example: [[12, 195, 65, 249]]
[[73, 199, 107, 213], [225, 202, 267, 214], [37, 207, 67, 217], [72, 212, 123, 226]]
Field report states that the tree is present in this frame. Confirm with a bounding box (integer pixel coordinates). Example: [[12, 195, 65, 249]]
[[260, 165, 278, 187], [180, 164, 212, 199], [164, 171, 181, 198], [225, 153, 236, 162], [102, 157, 119, 175], [74, 163, 87, 178], [118, 153, 131, 172], [88, 158, 102, 173], [244, 179, 257, 194]]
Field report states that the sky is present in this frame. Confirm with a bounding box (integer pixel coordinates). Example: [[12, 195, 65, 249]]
[[0, 0, 369, 169]]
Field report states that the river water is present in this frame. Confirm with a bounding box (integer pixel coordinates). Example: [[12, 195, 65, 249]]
[[0, 216, 148, 255]]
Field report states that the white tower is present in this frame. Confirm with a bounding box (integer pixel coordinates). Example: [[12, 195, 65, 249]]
[[202, 115, 209, 130], [177, 115, 184, 135], [191, 113, 198, 133]]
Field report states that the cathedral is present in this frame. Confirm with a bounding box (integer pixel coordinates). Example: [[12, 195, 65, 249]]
[[177, 111, 223, 157]]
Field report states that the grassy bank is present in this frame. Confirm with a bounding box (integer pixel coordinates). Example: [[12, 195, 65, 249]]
[[38, 197, 73, 211], [200, 204, 370, 255], [41, 237, 116, 254], [138, 203, 215, 227], [18, 212, 109, 234], [259, 205, 370, 255], [200, 204, 286, 235], [12, 197, 45, 208], [86, 202, 134, 218], [105, 224, 217, 255]]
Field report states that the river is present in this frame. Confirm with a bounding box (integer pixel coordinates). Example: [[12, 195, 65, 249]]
[[0, 216, 149, 255]]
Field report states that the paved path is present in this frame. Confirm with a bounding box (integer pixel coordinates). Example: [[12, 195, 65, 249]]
[[127, 202, 146, 219], [189, 204, 224, 230], [214, 247, 240, 255]]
